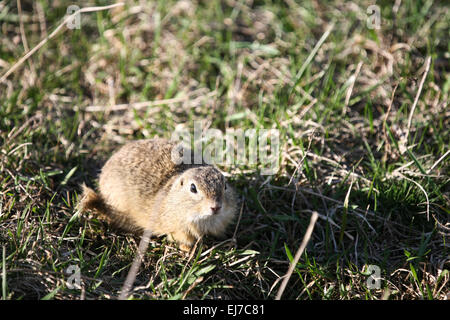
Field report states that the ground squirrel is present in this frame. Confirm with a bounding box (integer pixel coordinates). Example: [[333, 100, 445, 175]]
[[79, 138, 237, 251]]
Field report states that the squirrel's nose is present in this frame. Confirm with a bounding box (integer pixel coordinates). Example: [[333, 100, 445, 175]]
[[211, 206, 221, 214]]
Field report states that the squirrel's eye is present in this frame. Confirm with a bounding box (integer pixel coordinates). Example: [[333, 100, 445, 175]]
[[190, 183, 197, 193]]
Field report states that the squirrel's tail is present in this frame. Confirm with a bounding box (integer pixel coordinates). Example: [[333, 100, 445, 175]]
[[78, 184, 108, 215], [78, 183, 140, 233]]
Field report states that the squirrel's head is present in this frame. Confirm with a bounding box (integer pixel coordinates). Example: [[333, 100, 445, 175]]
[[167, 166, 234, 222]]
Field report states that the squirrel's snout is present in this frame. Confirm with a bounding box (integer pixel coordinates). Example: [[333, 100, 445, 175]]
[[210, 205, 221, 214]]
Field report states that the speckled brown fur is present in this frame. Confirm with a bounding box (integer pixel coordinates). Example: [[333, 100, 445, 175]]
[[78, 138, 237, 251]]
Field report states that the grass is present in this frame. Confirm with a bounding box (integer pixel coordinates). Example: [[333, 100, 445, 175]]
[[0, 0, 449, 300]]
